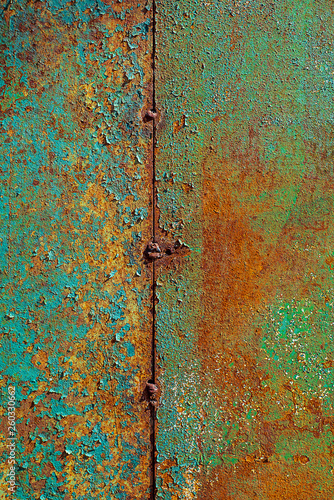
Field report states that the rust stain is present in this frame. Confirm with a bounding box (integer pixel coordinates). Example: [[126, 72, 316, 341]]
[[173, 114, 186, 134]]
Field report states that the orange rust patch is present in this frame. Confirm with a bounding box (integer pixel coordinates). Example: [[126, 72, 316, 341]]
[[197, 460, 329, 500], [173, 114, 186, 134], [294, 454, 310, 465], [200, 160, 267, 338]]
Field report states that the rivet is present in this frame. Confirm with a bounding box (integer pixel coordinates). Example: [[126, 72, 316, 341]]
[[143, 109, 157, 122], [144, 241, 162, 260], [146, 380, 158, 395]]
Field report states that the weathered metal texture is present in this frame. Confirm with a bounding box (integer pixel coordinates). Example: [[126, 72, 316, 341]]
[[0, 1, 153, 498], [156, 0, 334, 498]]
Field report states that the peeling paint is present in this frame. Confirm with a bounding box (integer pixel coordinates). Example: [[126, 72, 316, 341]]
[[0, 1, 153, 498]]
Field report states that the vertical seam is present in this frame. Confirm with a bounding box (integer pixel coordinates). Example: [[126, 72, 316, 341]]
[[151, 0, 157, 499]]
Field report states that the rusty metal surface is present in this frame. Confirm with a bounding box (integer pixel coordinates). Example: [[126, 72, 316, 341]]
[[0, 1, 154, 498], [3, 1, 334, 498], [155, 0, 334, 498]]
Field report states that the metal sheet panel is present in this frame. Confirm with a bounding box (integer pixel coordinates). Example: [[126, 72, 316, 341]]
[[155, 1, 334, 498], [0, 1, 153, 498], [2, 1, 334, 498]]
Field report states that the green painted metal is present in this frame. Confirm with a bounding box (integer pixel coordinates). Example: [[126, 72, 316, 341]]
[[155, 0, 334, 498], [0, 1, 154, 498], [2, 0, 334, 499]]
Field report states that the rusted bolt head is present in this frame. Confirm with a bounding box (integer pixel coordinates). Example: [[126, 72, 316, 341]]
[[144, 242, 162, 260], [147, 242, 161, 252], [143, 109, 157, 122], [146, 381, 158, 395]]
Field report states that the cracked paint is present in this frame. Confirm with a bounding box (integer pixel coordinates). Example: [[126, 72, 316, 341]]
[[0, 1, 153, 499]]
